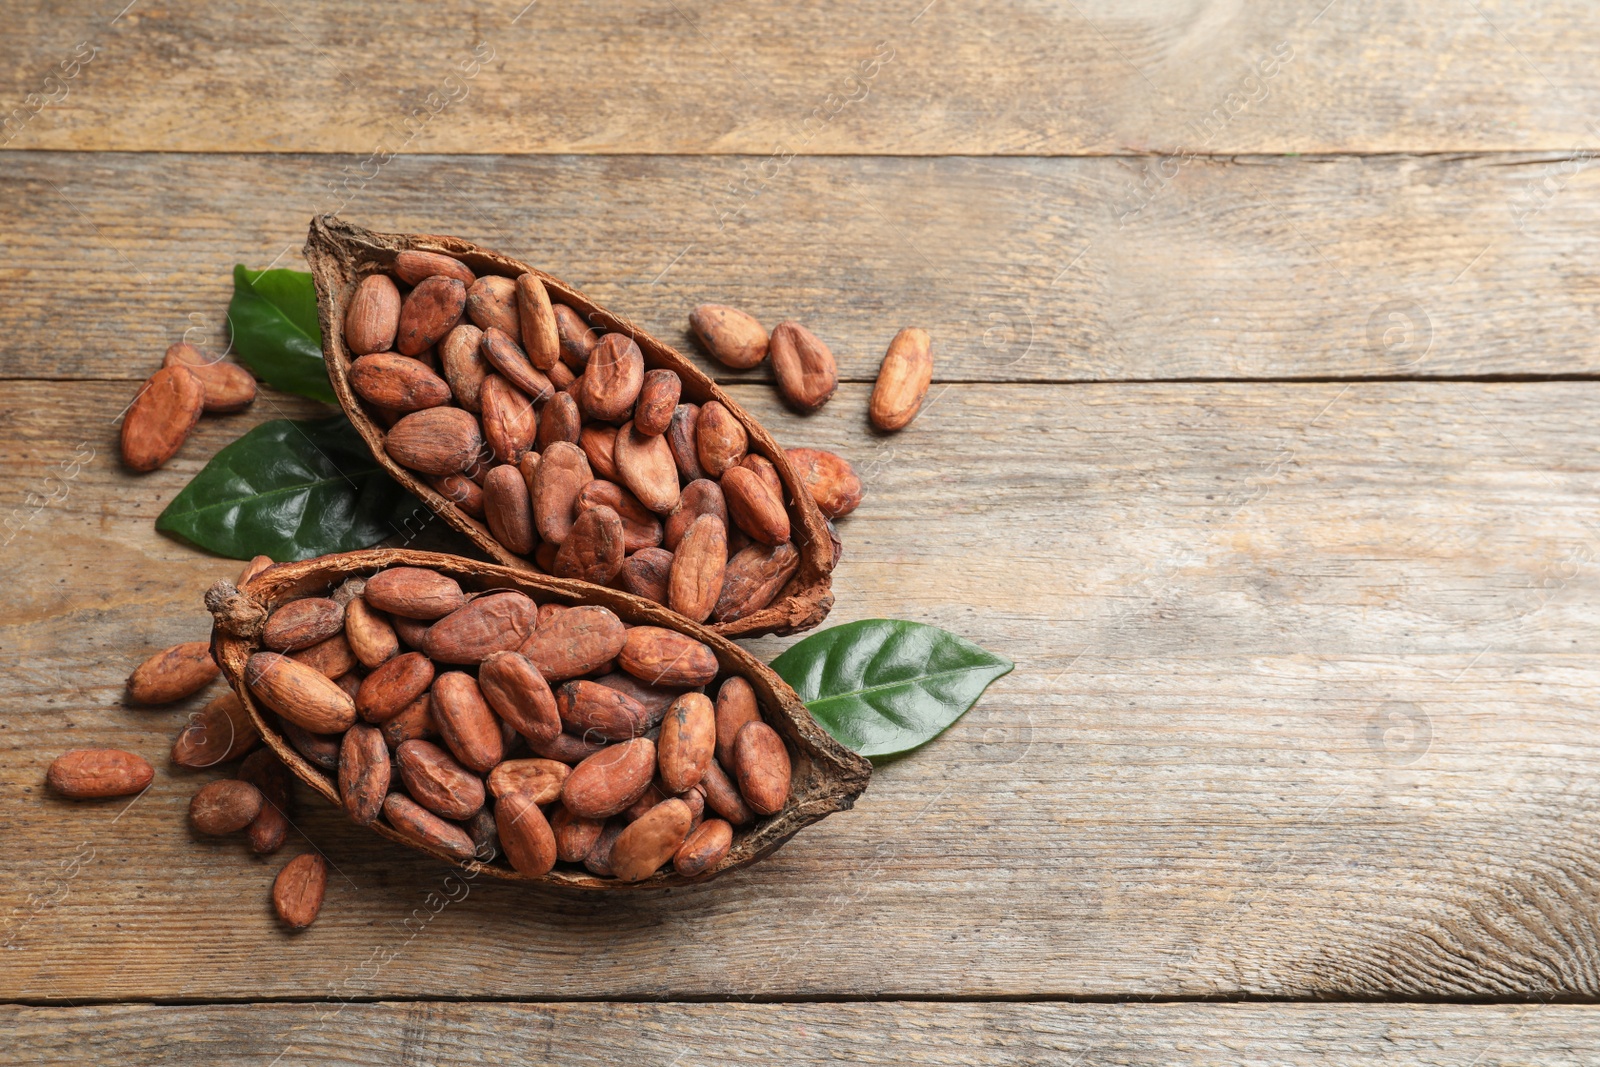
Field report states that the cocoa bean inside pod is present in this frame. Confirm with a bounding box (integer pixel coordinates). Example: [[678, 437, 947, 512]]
[[209, 545, 863, 887], [307, 218, 834, 640]]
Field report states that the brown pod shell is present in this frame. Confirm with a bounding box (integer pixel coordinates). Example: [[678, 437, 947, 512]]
[[769, 321, 838, 413], [551, 803, 604, 862], [163, 343, 257, 413], [344, 596, 399, 669], [618, 627, 719, 688], [382, 693, 438, 747], [273, 853, 328, 928], [383, 792, 476, 860], [363, 566, 466, 619], [127, 641, 219, 705], [190, 779, 264, 834], [262, 597, 345, 652], [47, 748, 154, 799], [480, 373, 538, 465], [553, 303, 597, 369], [537, 390, 583, 450], [561, 737, 657, 819], [689, 304, 768, 369], [613, 421, 680, 514], [733, 721, 792, 815], [289, 631, 358, 679], [247, 652, 358, 733], [344, 274, 402, 355], [532, 441, 593, 545], [713, 542, 801, 623], [397, 739, 485, 820], [787, 447, 863, 519], [722, 465, 791, 546], [698, 758, 754, 826], [665, 403, 707, 482], [674, 817, 733, 877], [668, 515, 727, 624], [658, 692, 716, 793], [695, 400, 748, 477], [515, 273, 562, 371], [557, 679, 651, 741], [349, 353, 453, 412], [423, 589, 538, 664], [338, 723, 390, 825], [488, 758, 569, 804], [664, 479, 728, 552], [482, 327, 554, 403], [870, 327, 933, 431], [121, 365, 204, 472], [356, 650, 434, 722], [397, 275, 467, 356], [478, 650, 561, 744], [465, 274, 520, 339], [396, 249, 475, 287], [385, 406, 483, 476], [431, 672, 505, 772], [611, 798, 694, 882], [634, 369, 681, 435], [481, 465, 537, 556], [618, 547, 673, 605], [519, 604, 627, 682], [581, 332, 645, 421], [552, 505, 625, 585], [496, 789, 558, 876], [439, 324, 489, 412], [172, 690, 261, 768], [714, 675, 763, 768]]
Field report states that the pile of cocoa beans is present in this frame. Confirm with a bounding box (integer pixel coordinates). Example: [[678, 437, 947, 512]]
[[341, 250, 863, 624]]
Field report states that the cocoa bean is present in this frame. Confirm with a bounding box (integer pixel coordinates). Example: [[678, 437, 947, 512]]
[[465, 275, 519, 339], [289, 632, 358, 679], [698, 757, 754, 825], [397, 739, 485, 820], [190, 779, 264, 834], [247, 652, 358, 733], [617, 547, 674, 605], [338, 723, 390, 825], [617, 627, 719, 688], [396, 249, 475, 288], [634, 369, 681, 436], [481, 464, 537, 556], [610, 798, 693, 882], [121, 365, 204, 472], [496, 788, 557, 876], [344, 596, 399, 669], [480, 372, 538, 465], [382, 693, 438, 747], [769, 321, 837, 412], [344, 274, 401, 355], [740, 453, 783, 502], [733, 720, 791, 815], [356, 650, 435, 722], [531, 441, 593, 544], [557, 679, 651, 741], [613, 420, 680, 514], [664, 479, 728, 551], [240, 748, 291, 854], [47, 748, 153, 799], [578, 424, 620, 481], [514, 274, 562, 371], [658, 692, 716, 793], [689, 304, 768, 369], [667, 514, 727, 624], [721, 465, 790, 545], [787, 447, 862, 518], [673, 817, 733, 877], [487, 758, 569, 804], [869, 326, 932, 431], [481, 326, 554, 403], [439, 323, 489, 412], [695, 400, 747, 477], [126, 641, 219, 705], [385, 406, 484, 476], [712, 542, 800, 623], [580, 332, 644, 421], [163, 342, 257, 413], [561, 737, 656, 818], [576, 479, 662, 553], [349, 352, 453, 412], [552, 505, 625, 584], [550, 803, 604, 862], [397, 275, 467, 356], [422, 589, 538, 664], [430, 672, 505, 772], [171, 690, 261, 768], [383, 792, 477, 860], [272, 853, 328, 928], [666, 403, 707, 482], [477, 650, 561, 744], [553, 303, 597, 369], [714, 675, 762, 768], [536, 390, 582, 450], [363, 566, 467, 620], [280, 718, 341, 774], [519, 605, 627, 682], [583, 818, 626, 876], [262, 597, 345, 652]]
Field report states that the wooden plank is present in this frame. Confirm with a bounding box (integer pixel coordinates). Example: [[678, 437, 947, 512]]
[[2, 1, 1598, 155], [6, 150, 1600, 383], [5, 379, 1600, 1001], [5, 1002, 1599, 1065]]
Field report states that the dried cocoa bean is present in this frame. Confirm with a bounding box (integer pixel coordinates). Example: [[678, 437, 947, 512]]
[[578, 424, 620, 481], [481, 465, 537, 555], [694, 400, 747, 477], [466, 275, 519, 339], [396, 249, 474, 288], [561, 737, 656, 818], [634, 369, 681, 436], [163, 342, 257, 413], [550, 803, 604, 862], [247, 652, 358, 733], [553, 304, 597, 369], [397, 275, 467, 356], [667, 514, 727, 624], [769, 321, 838, 412], [171, 690, 261, 768], [487, 758, 569, 804], [610, 798, 693, 882], [552, 505, 625, 584], [698, 757, 754, 826], [617, 627, 719, 688], [481, 326, 554, 403], [272, 853, 328, 928], [338, 723, 390, 825], [713, 676, 761, 768], [439, 323, 489, 412], [240, 748, 291, 854], [126, 640, 218, 705], [583, 818, 626, 876], [382, 693, 438, 747], [514, 274, 562, 371], [532, 440, 593, 544], [280, 718, 341, 774], [496, 788, 557, 876], [733, 720, 791, 815], [121, 365, 204, 472], [190, 779, 264, 834], [480, 372, 538, 465], [356, 650, 435, 722], [673, 817, 732, 876], [658, 692, 716, 793], [289, 632, 358, 679], [536, 391, 582, 450], [349, 352, 453, 413], [422, 589, 538, 664], [47, 748, 154, 799], [477, 650, 561, 744], [713, 542, 800, 623], [666, 403, 707, 482], [383, 792, 476, 861], [689, 304, 768, 369], [519, 605, 627, 682], [556, 679, 651, 741], [740, 453, 783, 502], [787, 447, 862, 519], [580, 332, 644, 421], [613, 420, 680, 514], [431, 672, 505, 772], [576, 479, 662, 553], [617, 547, 673, 605], [721, 465, 790, 545], [363, 567, 467, 620], [344, 596, 399, 669], [385, 406, 484, 475], [262, 597, 345, 652], [344, 274, 402, 355], [397, 739, 485, 820], [869, 326, 932, 431], [664, 479, 728, 551]]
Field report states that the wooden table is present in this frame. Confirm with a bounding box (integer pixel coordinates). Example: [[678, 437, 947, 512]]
[[5, 2, 1600, 1061]]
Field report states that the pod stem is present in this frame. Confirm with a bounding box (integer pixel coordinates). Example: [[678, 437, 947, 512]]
[[206, 579, 268, 639]]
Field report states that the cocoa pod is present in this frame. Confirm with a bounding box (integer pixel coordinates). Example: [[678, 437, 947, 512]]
[[47, 748, 153, 799], [552, 505, 625, 584], [613, 420, 680, 514], [477, 650, 561, 744], [385, 406, 484, 476], [658, 692, 716, 793], [272, 853, 328, 928], [577, 479, 662, 553], [869, 326, 932, 431], [673, 817, 733, 877], [262, 597, 345, 652], [281, 719, 341, 773], [580, 332, 644, 421], [634, 369, 681, 436], [383, 792, 476, 861], [561, 737, 656, 818], [664, 479, 728, 551], [431, 672, 505, 772], [172, 690, 261, 768], [698, 757, 754, 825], [617, 627, 719, 688], [714, 676, 762, 768], [338, 723, 390, 825], [550, 803, 604, 862], [121, 365, 204, 472], [528, 728, 608, 765], [536, 391, 582, 450], [694, 400, 747, 477], [465, 275, 519, 339], [514, 274, 562, 371], [289, 631, 358, 679], [397, 739, 485, 820], [617, 547, 673, 605], [667, 514, 727, 624], [344, 274, 401, 355], [496, 788, 557, 876], [610, 798, 693, 882], [363, 567, 467, 619], [583, 818, 627, 876], [162, 342, 256, 413], [481, 326, 554, 403], [787, 447, 862, 519], [740, 453, 783, 502], [487, 758, 569, 804], [481, 465, 537, 556], [666, 403, 707, 482], [397, 275, 467, 356], [480, 373, 538, 465], [769, 321, 838, 413], [190, 779, 264, 834], [553, 304, 597, 369], [713, 542, 800, 623], [396, 249, 475, 288], [578, 425, 620, 482], [423, 589, 538, 664], [557, 679, 651, 741], [247, 652, 358, 733], [439, 323, 489, 412], [733, 721, 791, 815], [382, 693, 438, 747], [519, 605, 627, 682], [344, 596, 399, 669], [240, 748, 291, 854], [532, 441, 593, 544], [349, 353, 453, 413], [721, 465, 791, 545], [689, 304, 768, 369], [127, 641, 218, 705], [356, 650, 435, 722]]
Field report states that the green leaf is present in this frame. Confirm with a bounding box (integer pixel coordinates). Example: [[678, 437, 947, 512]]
[[771, 619, 1014, 760], [156, 416, 421, 561], [227, 265, 334, 403]]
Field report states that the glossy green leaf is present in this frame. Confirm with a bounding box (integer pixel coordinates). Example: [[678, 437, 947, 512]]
[[771, 619, 1013, 760], [227, 265, 334, 403], [156, 416, 421, 561]]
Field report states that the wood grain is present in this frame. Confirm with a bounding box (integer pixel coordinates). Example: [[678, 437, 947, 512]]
[[2, 1, 1598, 155], [5, 380, 1600, 1000], [5, 150, 1600, 383], [5, 1002, 1599, 1065]]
